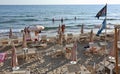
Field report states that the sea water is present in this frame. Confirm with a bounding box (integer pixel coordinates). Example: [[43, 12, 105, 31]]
[[0, 5, 119, 36]]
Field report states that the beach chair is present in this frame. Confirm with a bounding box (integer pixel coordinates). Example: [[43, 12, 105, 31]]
[[11, 39, 20, 46], [40, 35, 47, 43], [1, 39, 10, 46], [66, 33, 73, 43], [79, 33, 89, 42]]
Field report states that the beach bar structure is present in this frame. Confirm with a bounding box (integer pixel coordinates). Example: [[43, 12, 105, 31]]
[[114, 25, 120, 74]]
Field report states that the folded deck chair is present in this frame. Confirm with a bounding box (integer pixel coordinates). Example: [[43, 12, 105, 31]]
[[66, 33, 73, 43], [11, 39, 20, 46], [41, 35, 47, 43], [1, 39, 10, 46]]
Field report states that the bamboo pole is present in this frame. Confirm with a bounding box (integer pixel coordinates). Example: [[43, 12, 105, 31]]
[[115, 27, 119, 74]]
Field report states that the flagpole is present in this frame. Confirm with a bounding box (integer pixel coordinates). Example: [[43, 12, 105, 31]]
[[103, 3, 107, 74], [114, 25, 119, 74]]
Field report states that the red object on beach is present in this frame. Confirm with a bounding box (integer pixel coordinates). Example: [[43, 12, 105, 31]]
[[28, 25, 44, 31], [0, 53, 6, 62], [11, 44, 18, 67], [61, 24, 65, 33], [9, 28, 13, 38]]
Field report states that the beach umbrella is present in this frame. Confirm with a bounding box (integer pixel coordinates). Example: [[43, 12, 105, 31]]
[[58, 25, 61, 34], [9, 28, 13, 38], [81, 24, 84, 34], [90, 29, 93, 42], [59, 29, 62, 44], [118, 29, 120, 41], [70, 41, 77, 64], [11, 43, 19, 70], [28, 25, 44, 31], [109, 41, 115, 60], [22, 32, 27, 48]]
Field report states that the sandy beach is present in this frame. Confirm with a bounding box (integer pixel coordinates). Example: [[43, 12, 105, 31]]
[[0, 30, 118, 74]]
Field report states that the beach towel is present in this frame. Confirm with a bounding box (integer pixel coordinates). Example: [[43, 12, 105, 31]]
[[0, 53, 6, 62]]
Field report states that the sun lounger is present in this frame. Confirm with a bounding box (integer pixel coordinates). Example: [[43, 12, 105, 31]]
[[11, 70, 30, 74], [11, 39, 20, 46], [0, 39, 10, 46], [66, 33, 73, 43], [79, 33, 89, 42], [40, 35, 47, 43]]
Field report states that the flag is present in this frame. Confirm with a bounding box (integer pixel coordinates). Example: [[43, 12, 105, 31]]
[[96, 19, 106, 36], [96, 4, 107, 19]]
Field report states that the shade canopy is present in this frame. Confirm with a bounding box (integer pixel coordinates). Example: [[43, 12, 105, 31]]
[[28, 25, 44, 31]]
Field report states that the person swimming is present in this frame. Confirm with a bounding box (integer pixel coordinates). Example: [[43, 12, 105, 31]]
[[61, 18, 63, 23]]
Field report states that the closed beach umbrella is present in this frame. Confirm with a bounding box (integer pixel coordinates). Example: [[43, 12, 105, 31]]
[[9, 28, 13, 38], [118, 29, 120, 41], [109, 47, 115, 59], [90, 29, 93, 42], [109, 41, 115, 60], [28, 25, 44, 31], [11, 43, 19, 70], [81, 24, 84, 34], [58, 25, 61, 34], [70, 42, 77, 64], [22, 32, 27, 48]]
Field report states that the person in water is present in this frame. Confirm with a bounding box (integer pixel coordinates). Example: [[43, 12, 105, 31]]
[[74, 16, 76, 20], [52, 18, 54, 23], [61, 18, 63, 23]]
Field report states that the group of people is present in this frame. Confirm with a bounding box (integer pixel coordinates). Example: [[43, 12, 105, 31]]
[[52, 16, 77, 23]]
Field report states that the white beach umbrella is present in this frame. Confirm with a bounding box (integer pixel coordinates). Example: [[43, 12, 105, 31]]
[[28, 25, 44, 31]]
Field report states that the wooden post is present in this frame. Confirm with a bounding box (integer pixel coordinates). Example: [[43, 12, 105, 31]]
[[115, 27, 119, 74]]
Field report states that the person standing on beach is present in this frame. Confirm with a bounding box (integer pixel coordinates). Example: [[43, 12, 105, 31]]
[[61, 24, 65, 34]]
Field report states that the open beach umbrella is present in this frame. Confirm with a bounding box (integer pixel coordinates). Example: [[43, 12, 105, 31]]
[[90, 29, 93, 42], [11, 43, 19, 70], [81, 24, 84, 34], [28, 25, 44, 32], [9, 28, 13, 38], [22, 32, 27, 48]]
